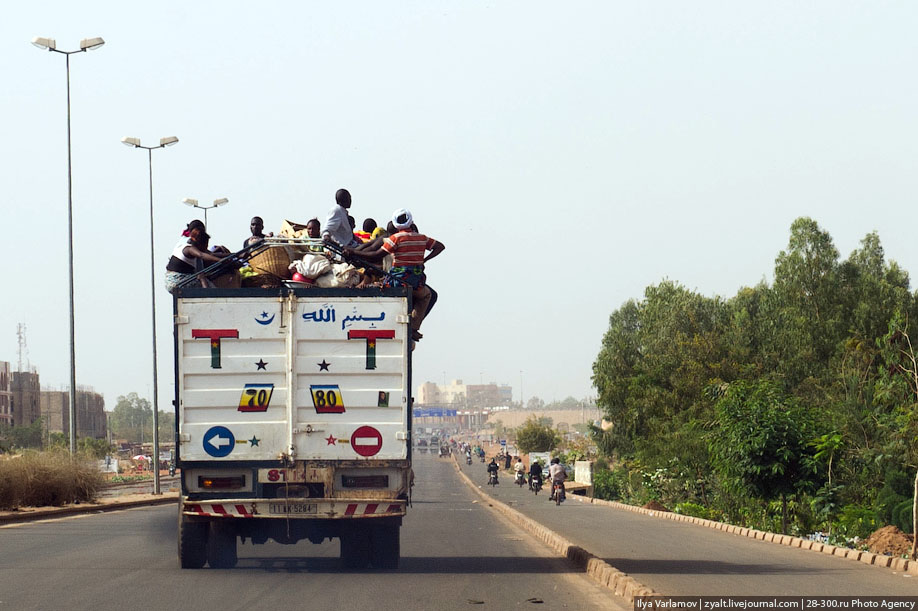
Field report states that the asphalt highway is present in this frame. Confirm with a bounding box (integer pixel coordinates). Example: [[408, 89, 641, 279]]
[[0, 453, 623, 611]]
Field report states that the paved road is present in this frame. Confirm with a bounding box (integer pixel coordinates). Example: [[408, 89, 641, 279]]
[[457, 458, 918, 596], [0, 453, 622, 611]]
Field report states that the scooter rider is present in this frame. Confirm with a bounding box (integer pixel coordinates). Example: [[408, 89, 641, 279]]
[[528, 459, 542, 491], [548, 457, 566, 502]]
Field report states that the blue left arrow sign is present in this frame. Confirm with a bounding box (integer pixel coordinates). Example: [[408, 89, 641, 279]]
[[203, 426, 235, 458]]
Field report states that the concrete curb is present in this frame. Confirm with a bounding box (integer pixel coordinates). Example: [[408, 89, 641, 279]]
[[567, 493, 918, 577], [450, 456, 660, 602], [0, 493, 179, 524]]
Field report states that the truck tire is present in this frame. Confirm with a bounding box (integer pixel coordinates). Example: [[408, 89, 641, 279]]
[[178, 507, 207, 569], [339, 527, 371, 569], [206, 522, 238, 569], [369, 522, 400, 569]]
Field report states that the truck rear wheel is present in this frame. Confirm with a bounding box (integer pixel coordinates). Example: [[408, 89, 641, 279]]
[[339, 526, 371, 569], [178, 507, 207, 569], [369, 523, 400, 569], [206, 522, 238, 569]]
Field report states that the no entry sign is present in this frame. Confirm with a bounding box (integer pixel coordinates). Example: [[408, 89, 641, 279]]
[[351, 426, 383, 457]]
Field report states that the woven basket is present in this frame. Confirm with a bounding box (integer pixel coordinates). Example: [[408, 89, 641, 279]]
[[248, 248, 291, 278]]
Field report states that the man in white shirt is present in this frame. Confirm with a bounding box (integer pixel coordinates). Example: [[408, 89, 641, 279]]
[[548, 458, 566, 502], [323, 188, 359, 248]]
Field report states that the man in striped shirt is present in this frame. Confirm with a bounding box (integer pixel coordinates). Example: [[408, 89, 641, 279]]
[[344, 208, 445, 345]]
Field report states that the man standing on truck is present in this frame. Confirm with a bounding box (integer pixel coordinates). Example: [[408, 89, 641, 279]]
[[323, 188, 359, 248]]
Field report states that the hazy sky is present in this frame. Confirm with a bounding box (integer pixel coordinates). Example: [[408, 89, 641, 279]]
[[3, 2, 918, 411]]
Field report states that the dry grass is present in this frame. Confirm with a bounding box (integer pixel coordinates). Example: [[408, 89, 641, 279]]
[[0, 450, 104, 510]]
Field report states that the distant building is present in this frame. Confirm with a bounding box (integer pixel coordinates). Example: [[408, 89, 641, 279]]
[[40, 387, 106, 439], [417, 379, 513, 409], [0, 361, 10, 426], [11, 370, 41, 427]]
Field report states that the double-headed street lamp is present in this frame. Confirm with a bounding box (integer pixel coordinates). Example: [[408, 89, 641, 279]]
[[121, 136, 179, 495], [32, 36, 105, 455], [182, 197, 228, 230]]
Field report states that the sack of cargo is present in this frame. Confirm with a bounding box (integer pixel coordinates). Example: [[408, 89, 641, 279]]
[[289, 253, 332, 280], [241, 274, 284, 288], [211, 270, 242, 289], [248, 247, 291, 278], [315, 263, 361, 288], [278, 219, 310, 238]]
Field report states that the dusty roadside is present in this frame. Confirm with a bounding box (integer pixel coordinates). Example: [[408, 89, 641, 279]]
[[0, 490, 179, 524]]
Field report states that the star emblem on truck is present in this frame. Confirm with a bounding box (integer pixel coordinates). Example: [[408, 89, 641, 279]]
[[325, 434, 336, 445], [318, 359, 330, 371]]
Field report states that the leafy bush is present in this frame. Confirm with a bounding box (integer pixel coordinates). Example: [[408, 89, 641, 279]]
[[834, 504, 880, 540], [0, 450, 104, 510], [876, 469, 911, 526], [892, 499, 913, 534], [674, 501, 721, 521]]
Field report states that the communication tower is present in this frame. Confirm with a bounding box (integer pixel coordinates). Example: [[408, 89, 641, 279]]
[[16, 323, 30, 373]]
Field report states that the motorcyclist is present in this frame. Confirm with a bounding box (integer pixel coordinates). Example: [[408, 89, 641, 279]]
[[486, 458, 500, 485], [548, 457, 566, 502], [513, 457, 526, 485], [528, 459, 542, 491], [465, 448, 472, 464]]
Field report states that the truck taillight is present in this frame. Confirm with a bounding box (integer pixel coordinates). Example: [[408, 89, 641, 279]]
[[198, 476, 246, 490], [341, 475, 389, 488]]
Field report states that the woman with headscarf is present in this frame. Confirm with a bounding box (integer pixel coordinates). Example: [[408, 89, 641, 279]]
[[164, 220, 232, 293]]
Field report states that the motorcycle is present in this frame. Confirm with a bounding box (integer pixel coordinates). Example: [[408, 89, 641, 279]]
[[550, 481, 566, 505], [466, 454, 472, 465], [530, 476, 542, 495], [487, 472, 499, 486], [514, 471, 526, 487]]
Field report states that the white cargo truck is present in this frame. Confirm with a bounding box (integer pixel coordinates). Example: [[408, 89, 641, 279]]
[[173, 285, 413, 569]]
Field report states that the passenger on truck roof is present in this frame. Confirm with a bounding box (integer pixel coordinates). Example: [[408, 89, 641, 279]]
[[243, 216, 273, 250], [343, 209, 445, 345], [354, 218, 376, 243], [305, 218, 321, 239], [322, 188, 359, 248], [165, 220, 232, 293]]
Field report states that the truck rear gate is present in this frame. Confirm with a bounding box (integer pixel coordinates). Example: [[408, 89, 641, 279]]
[[174, 287, 412, 569]]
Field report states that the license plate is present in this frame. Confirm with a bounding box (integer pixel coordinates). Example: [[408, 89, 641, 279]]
[[269, 503, 317, 514]]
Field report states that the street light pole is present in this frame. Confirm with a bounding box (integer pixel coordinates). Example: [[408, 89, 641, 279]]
[[182, 197, 229, 230], [32, 36, 105, 456], [121, 136, 179, 495]]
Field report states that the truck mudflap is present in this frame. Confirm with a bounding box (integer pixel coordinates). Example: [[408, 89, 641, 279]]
[[182, 498, 407, 519]]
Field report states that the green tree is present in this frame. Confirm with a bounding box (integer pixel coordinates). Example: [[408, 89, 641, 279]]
[[78, 437, 114, 459], [515, 416, 559, 454], [878, 310, 918, 557], [709, 379, 818, 533], [109, 393, 153, 443], [0, 418, 44, 452]]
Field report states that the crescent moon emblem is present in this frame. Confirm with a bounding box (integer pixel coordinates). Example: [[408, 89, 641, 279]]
[[255, 314, 276, 325]]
